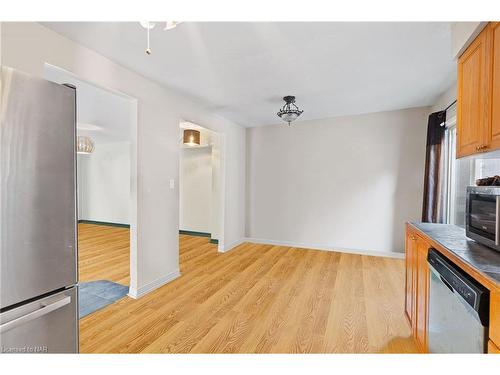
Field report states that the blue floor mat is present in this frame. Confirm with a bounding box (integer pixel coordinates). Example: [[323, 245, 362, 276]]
[[78, 280, 129, 318]]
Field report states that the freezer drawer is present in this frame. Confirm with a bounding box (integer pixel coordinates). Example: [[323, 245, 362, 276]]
[[0, 287, 78, 353], [0, 66, 77, 309]]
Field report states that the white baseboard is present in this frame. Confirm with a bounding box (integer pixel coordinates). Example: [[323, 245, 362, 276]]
[[128, 269, 181, 299], [244, 237, 405, 259], [219, 238, 245, 253]]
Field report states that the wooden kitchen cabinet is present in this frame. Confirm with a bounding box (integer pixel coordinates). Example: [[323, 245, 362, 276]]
[[404, 229, 417, 328], [488, 340, 500, 354], [457, 22, 500, 157], [490, 291, 500, 348], [415, 238, 429, 352], [488, 22, 500, 152], [405, 227, 429, 352], [406, 223, 500, 354], [457, 25, 491, 158]]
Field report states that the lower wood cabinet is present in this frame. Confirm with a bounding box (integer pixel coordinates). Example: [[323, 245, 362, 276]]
[[490, 292, 500, 349], [406, 224, 500, 354], [415, 238, 429, 352], [404, 231, 416, 325], [405, 227, 429, 352], [488, 340, 500, 354]]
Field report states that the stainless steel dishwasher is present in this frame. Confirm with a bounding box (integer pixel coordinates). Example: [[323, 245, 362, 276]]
[[427, 249, 490, 353]]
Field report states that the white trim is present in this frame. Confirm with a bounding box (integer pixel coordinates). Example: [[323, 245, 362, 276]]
[[244, 237, 405, 259], [127, 269, 181, 299], [218, 238, 245, 253]]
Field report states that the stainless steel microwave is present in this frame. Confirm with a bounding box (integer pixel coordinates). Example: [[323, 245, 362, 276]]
[[466, 185, 500, 252]]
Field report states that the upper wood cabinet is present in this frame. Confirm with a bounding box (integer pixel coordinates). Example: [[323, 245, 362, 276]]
[[457, 25, 491, 158], [488, 22, 500, 151], [457, 22, 500, 158]]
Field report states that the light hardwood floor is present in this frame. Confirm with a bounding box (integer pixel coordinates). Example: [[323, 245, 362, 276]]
[[78, 224, 418, 353], [78, 223, 130, 285]]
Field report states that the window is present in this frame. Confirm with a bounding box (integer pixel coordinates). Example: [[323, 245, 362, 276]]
[[443, 117, 475, 227], [442, 115, 500, 227]]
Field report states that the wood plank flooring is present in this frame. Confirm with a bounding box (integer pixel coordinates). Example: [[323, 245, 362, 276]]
[[78, 224, 418, 353], [78, 223, 130, 285]]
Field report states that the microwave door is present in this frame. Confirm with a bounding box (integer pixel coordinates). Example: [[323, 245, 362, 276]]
[[469, 194, 497, 240]]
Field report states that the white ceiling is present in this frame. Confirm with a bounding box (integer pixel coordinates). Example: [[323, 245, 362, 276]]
[[42, 22, 456, 127], [45, 64, 134, 143]]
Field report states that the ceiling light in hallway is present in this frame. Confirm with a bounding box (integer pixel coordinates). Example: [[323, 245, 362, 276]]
[[277, 96, 304, 126], [183, 129, 201, 146], [76, 136, 95, 154]]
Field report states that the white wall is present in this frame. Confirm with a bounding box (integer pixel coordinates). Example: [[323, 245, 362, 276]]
[[451, 22, 488, 58], [78, 142, 131, 225], [431, 82, 457, 118], [1, 22, 246, 297], [210, 134, 222, 241], [246, 107, 429, 256], [179, 146, 212, 233]]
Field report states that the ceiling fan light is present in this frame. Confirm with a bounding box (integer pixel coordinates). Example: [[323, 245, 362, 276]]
[[164, 21, 182, 30], [140, 21, 156, 29]]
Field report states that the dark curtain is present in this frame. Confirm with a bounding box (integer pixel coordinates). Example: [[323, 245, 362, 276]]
[[422, 110, 446, 223]]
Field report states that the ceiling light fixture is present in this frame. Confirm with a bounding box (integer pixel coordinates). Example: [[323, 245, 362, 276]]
[[140, 21, 156, 55], [76, 136, 95, 154], [277, 96, 304, 126], [140, 21, 183, 55], [164, 21, 182, 30], [183, 129, 200, 146]]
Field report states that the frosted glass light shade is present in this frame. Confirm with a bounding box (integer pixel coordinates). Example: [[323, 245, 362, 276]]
[[76, 136, 95, 154], [279, 112, 300, 123]]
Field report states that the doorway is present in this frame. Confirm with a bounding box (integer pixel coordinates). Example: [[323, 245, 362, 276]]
[[179, 121, 223, 264], [44, 64, 137, 319]]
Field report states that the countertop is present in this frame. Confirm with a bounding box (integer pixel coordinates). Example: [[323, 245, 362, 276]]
[[409, 222, 500, 289]]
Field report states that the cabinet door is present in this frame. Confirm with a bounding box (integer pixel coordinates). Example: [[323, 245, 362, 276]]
[[415, 238, 429, 352], [457, 26, 491, 157], [488, 340, 500, 354], [404, 231, 417, 327], [488, 22, 500, 151], [490, 291, 500, 347]]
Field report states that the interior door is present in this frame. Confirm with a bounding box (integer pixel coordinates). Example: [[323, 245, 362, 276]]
[[457, 26, 491, 157], [0, 66, 77, 309]]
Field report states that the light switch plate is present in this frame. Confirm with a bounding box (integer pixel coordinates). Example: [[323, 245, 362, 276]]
[[169, 179, 175, 189]]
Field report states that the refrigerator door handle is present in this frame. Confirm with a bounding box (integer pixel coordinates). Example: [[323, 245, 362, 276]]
[[0, 295, 71, 334]]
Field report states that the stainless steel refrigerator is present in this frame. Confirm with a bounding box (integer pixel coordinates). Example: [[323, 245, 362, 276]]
[[0, 66, 78, 353]]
